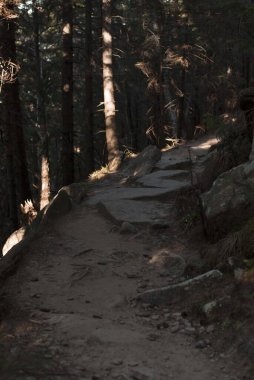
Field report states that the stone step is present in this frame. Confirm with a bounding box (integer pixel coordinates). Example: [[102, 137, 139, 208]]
[[136, 170, 190, 188], [87, 184, 191, 207], [98, 199, 173, 226], [155, 156, 191, 171]]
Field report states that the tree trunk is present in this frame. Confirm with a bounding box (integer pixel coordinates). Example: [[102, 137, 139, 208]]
[[83, 0, 94, 178], [177, 67, 186, 139], [32, 0, 50, 209], [62, 0, 74, 186], [0, 5, 31, 227], [102, 0, 121, 171]]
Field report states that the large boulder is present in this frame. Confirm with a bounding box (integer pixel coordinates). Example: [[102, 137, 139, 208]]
[[193, 127, 251, 191], [122, 145, 161, 177], [2, 227, 26, 257], [239, 87, 254, 160], [0, 183, 88, 274], [201, 160, 254, 240]]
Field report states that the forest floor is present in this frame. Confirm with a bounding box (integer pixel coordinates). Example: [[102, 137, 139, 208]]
[[0, 136, 253, 380]]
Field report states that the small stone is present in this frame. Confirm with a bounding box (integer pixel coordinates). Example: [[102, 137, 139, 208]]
[[172, 312, 182, 320], [202, 300, 217, 315], [31, 293, 40, 298], [30, 277, 39, 282], [129, 366, 154, 380], [184, 327, 196, 335], [206, 325, 215, 333], [44, 353, 53, 359], [171, 324, 180, 333], [97, 260, 108, 265], [157, 322, 169, 330], [128, 362, 139, 367], [183, 319, 192, 328], [112, 359, 123, 366], [195, 340, 207, 349], [39, 307, 51, 313], [120, 222, 138, 234], [126, 272, 139, 279], [147, 333, 160, 341], [93, 314, 103, 319], [151, 315, 160, 321], [234, 268, 244, 281]]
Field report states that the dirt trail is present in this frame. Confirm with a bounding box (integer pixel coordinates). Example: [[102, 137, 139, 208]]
[[0, 201, 244, 380]]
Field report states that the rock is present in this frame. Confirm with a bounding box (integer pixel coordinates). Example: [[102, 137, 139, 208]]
[[150, 314, 160, 321], [193, 129, 251, 192], [195, 340, 208, 349], [171, 323, 180, 333], [128, 362, 139, 368], [87, 186, 178, 206], [150, 250, 186, 278], [2, 226, 26, 256], [202, 300, 218, 316], [129, 366, 154, 380], [123, 145, 161, 177], [120, 222, 138, 234], [98, 199, 171, 227], [61, 182, 88, 204], [201, 160, 254, 239], [136, 170, 190, 189], [238, 338, 254, 359], [42, 187, 72, 222], [234, 268, 245, 281], [112, 359, 123, 366], [184, 327, 196, 335], [146, 333, 160, 341], [155, 153, 191, 171], [172, 312, 182, 319], [2, 184, 75, 257], [136, 270, 223, 305], [206, 325, 215, 333], [239, 87, 254, 150]]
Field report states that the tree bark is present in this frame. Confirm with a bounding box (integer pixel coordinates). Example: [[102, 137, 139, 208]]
[[177, 67, 186, 139], [62, 0, 74, 186], [83, 0, 94, 178], [0, 5, 31, 227], [32, 0, 50, 209], [102, 0, 121, 171]]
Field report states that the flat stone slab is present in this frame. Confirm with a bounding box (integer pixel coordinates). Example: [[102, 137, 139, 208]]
[[136, 170, 190, 188], [155, 155, 191, 171], [122, 145, 161, 177], [98, 199, 172, 226], [87, 186, 184, 206], [136, 270, 223, 305]]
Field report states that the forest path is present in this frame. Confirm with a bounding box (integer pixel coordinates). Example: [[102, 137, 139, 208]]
[[0, 137, 243, 380]]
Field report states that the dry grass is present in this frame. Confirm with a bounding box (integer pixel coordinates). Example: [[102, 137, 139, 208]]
[[88, 165, 111, 182]]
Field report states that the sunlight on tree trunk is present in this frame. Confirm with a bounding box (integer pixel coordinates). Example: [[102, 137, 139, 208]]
[[32, 0, 50, 209], [102, 0, 121, 172], [82, 0, 94, 178], [61, 0, 74, 186], [40, 155, 50, 210]]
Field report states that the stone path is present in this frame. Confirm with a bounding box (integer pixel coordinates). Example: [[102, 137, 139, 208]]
[[0, 202, 243, 380], [1, 134, 247, 380], [87, 135, 218, 227]]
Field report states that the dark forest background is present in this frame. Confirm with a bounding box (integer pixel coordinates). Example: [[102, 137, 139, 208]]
[[0, 0, 253, 249]]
